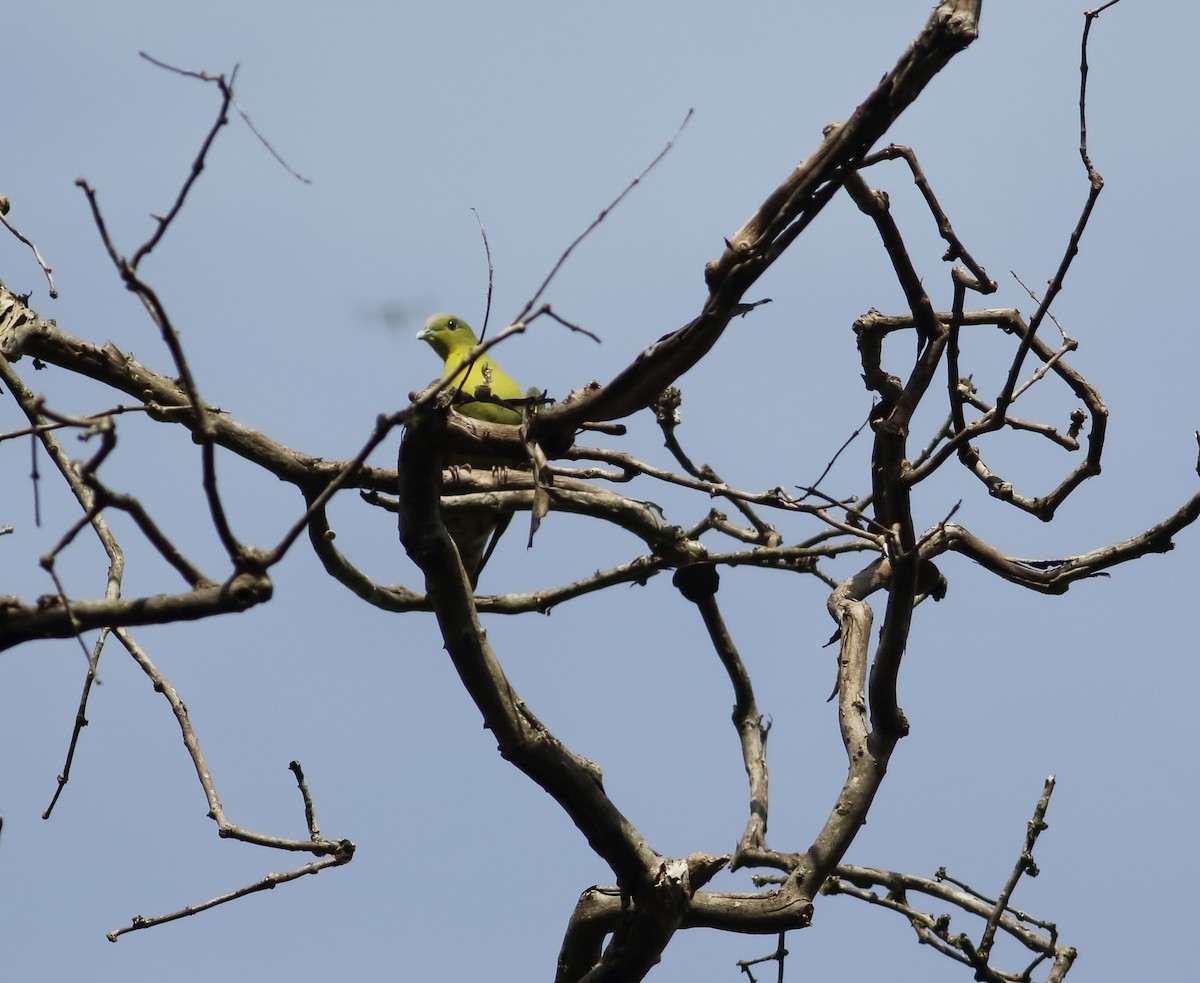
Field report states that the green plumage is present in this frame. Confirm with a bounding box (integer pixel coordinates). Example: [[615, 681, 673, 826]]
[[416, 313, 524, 424], [416, 313, 525, 587]]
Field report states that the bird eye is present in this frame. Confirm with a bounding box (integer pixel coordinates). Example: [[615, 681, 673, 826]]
[[447, 318, 459, 331]]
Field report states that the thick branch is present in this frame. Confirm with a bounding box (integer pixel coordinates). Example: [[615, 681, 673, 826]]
[[558, 875, 812, 981], [0, 291, 361, 494], [398, 408, 660, 890], [0, 573, 273, 652], [529, 0, 981, 447], [799, 585, 883, 892]]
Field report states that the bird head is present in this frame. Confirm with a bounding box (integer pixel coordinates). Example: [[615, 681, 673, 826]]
[[417, 313, 478, 359]]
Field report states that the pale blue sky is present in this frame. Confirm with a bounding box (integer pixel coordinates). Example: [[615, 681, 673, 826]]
[[3, 2, 1197, 980]]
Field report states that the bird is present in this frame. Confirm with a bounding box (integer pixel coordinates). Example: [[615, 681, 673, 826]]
[[416, 313, 525, 424], [415, 313, 526, 586]]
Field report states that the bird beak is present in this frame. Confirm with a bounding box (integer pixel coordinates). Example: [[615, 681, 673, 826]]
[[416, 327, 430, 341]]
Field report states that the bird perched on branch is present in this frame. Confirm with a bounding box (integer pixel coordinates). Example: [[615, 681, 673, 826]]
[[416, 313, 525, 424], [416, 313, 527, 587]]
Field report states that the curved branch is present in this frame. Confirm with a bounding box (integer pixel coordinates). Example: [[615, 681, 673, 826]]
[[800, 581, 881, 892], [936, 501, 1200, 591], [528, 0, 982, 448], [858, 308, 1109, 519], [0, 291, 370, 493], [398, 408, 661, 890], [672, 566, 770, 865]]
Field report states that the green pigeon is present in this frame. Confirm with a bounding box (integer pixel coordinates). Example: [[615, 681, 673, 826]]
[[416, 313, 526, 587], [416, 313, 525, 424]]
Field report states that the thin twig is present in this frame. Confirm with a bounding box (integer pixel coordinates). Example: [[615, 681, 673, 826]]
[[993, 0, 1115, 416], [137, 52, 311, 184], [106, 854, 349, 942], [471, 207, 495, 341], [978, 776, 1057, 959], [1010, 270, 1072, 343], [653, 388, 779, 545], [0, 355, 124, 816], [513, 109, 693, 324], [129, 59, 233, 269], [231, 94, 312, 183], [0, 197, 58, 297], [115, 627, 354, 864], [796, 405, 873, 505], [265, 411, 404, 563]]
